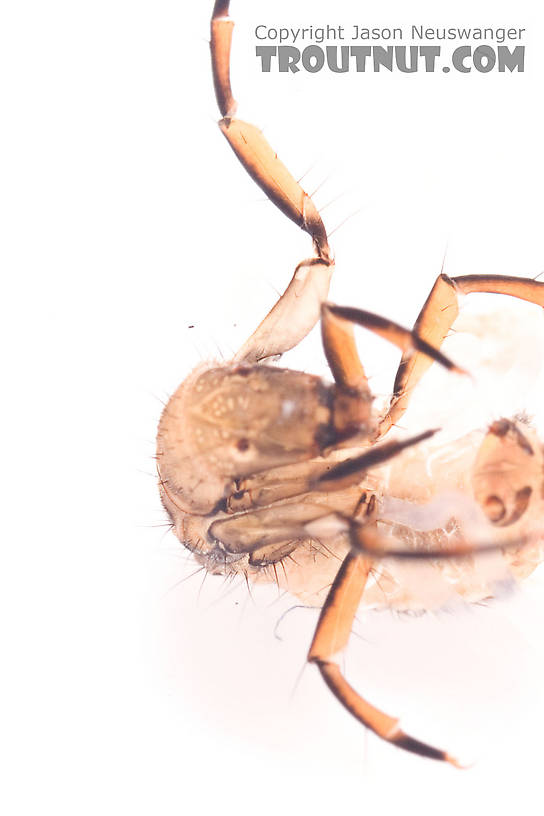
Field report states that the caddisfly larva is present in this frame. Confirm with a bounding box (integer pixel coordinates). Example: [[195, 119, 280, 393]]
[[156, 0, 544, 765]]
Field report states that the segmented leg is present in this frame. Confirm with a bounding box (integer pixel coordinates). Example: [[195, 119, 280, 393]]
[[221, 428, 450, 561], [211, 1, 333, 363], [313, 429, 438, 492], [319, 301, 463, 444], [307, 549, 461, 765], [378, 274, 544, 438], [321, 302, 369, 393], [210, 488, 364, 555], [322, 303, 466, 377], [211, 1, 329, 259], [210, 429, 436, 554], [233, 259, 334, 364], [347, 518, 533, 561], [211, 488, 533, 565]]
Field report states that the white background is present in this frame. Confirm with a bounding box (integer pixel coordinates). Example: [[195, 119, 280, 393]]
[[2, 0, 544, 813]]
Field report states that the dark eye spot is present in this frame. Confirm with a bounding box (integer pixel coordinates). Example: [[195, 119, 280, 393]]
[[236, 438, 250, 452]]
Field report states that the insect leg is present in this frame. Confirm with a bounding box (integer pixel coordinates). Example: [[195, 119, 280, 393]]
[[210, 0, 236, 118], [307, 549, 460, 765], [210, 487, 370, 555], [319, 298, 464, 427], [348, 519, 536, 561], [313, 429, 439, 492], [453, 274, 544, 305], [322, 303, 466, 375], [211, 1, 330, 259], [233, 259, 334, 364], [226, 427, 438, 512], [378, 274, 544, 438], [210, 1, 334, 363], [320, 302, 369, 392], [320, 302, 465, 443]]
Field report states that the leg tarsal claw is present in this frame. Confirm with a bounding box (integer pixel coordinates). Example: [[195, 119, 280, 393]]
[[312, 658, 455, 764], [307, 552, 455, 762]]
